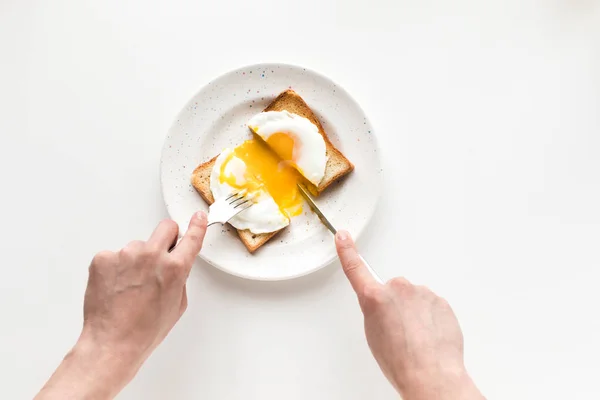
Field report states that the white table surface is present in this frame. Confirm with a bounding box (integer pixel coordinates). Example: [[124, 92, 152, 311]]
[[1, 1, 599, 399]]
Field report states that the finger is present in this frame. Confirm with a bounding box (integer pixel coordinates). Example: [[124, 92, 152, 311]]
[[335, 230, 379, 294], [148, 220, 179, 250], [171, 211, 208, 264]]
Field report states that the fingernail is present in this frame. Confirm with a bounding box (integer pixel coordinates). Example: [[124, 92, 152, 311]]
[[336, 230, 349, 241], [196, 211, 207, 222]]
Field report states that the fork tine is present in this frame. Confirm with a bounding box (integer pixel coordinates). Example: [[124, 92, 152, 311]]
[[234, 199, 250, 209], [229, 196, 245, 206], [225, 192, 241, 201]]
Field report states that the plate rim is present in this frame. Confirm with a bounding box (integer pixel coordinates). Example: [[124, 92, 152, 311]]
[[160, 62, 382, 281]]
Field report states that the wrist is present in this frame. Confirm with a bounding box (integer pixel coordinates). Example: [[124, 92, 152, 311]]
[[399, 366, 484, 400], [71, 337, 139, 398], [72, 333, 140, 387], [36, 336, 140, 400]]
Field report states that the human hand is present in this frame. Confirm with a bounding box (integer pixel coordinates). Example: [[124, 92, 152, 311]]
[[81, 212, 207, 369], [335, 231, 484, 400], [35, 212, 207, 400]]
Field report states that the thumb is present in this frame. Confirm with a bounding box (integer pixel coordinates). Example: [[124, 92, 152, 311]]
[[171, 211, 208, 265], [335, 230, 377, 294]]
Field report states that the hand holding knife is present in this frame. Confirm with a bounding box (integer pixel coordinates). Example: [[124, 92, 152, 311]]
[[297, 184, 383, 284]]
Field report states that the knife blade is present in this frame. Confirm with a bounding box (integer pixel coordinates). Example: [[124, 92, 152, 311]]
[[297, 183, 337, 234], [297, 183, 383, 283]]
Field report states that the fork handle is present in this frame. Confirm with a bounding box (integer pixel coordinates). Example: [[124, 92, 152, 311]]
[[359, 255, 384, 284]]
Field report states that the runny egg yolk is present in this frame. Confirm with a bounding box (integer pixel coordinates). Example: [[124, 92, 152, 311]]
[[260, 131, 311, 180], [266, 132, 295, 163], [219, 138, 306, 218]]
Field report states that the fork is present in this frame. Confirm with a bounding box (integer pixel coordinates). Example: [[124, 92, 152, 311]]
[[167, 192, 253, 252], [207, 191, 253, 226]]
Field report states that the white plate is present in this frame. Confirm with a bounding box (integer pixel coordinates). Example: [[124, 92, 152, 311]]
[[161, 63, 382, 281]]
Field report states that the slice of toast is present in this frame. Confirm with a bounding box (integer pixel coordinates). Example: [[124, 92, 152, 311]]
[[191, 89, 354, 253], [264, 90, 354, 193]]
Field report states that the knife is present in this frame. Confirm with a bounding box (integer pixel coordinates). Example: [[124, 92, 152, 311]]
[[297, 184, 383, 284]]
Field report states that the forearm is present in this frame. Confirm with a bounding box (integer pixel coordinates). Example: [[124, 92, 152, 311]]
[[35, 338, 137, 400]]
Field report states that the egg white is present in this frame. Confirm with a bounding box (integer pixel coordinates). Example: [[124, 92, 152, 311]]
[[248, 110, 327, 186], [210, 149, 289, 234]]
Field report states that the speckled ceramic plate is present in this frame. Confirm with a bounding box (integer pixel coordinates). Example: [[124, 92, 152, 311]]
[[161, 63, 381, 281]]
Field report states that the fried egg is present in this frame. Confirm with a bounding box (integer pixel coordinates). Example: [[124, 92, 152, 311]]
[[248, 110, 327, 187], [210, 141, 298, 233], [209, 111, 328, 234]]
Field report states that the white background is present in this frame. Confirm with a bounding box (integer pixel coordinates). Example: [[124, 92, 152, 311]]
[[1, 1, 599, 399]]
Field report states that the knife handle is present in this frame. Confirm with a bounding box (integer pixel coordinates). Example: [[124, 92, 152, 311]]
[[360, 255, 384, 284]]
